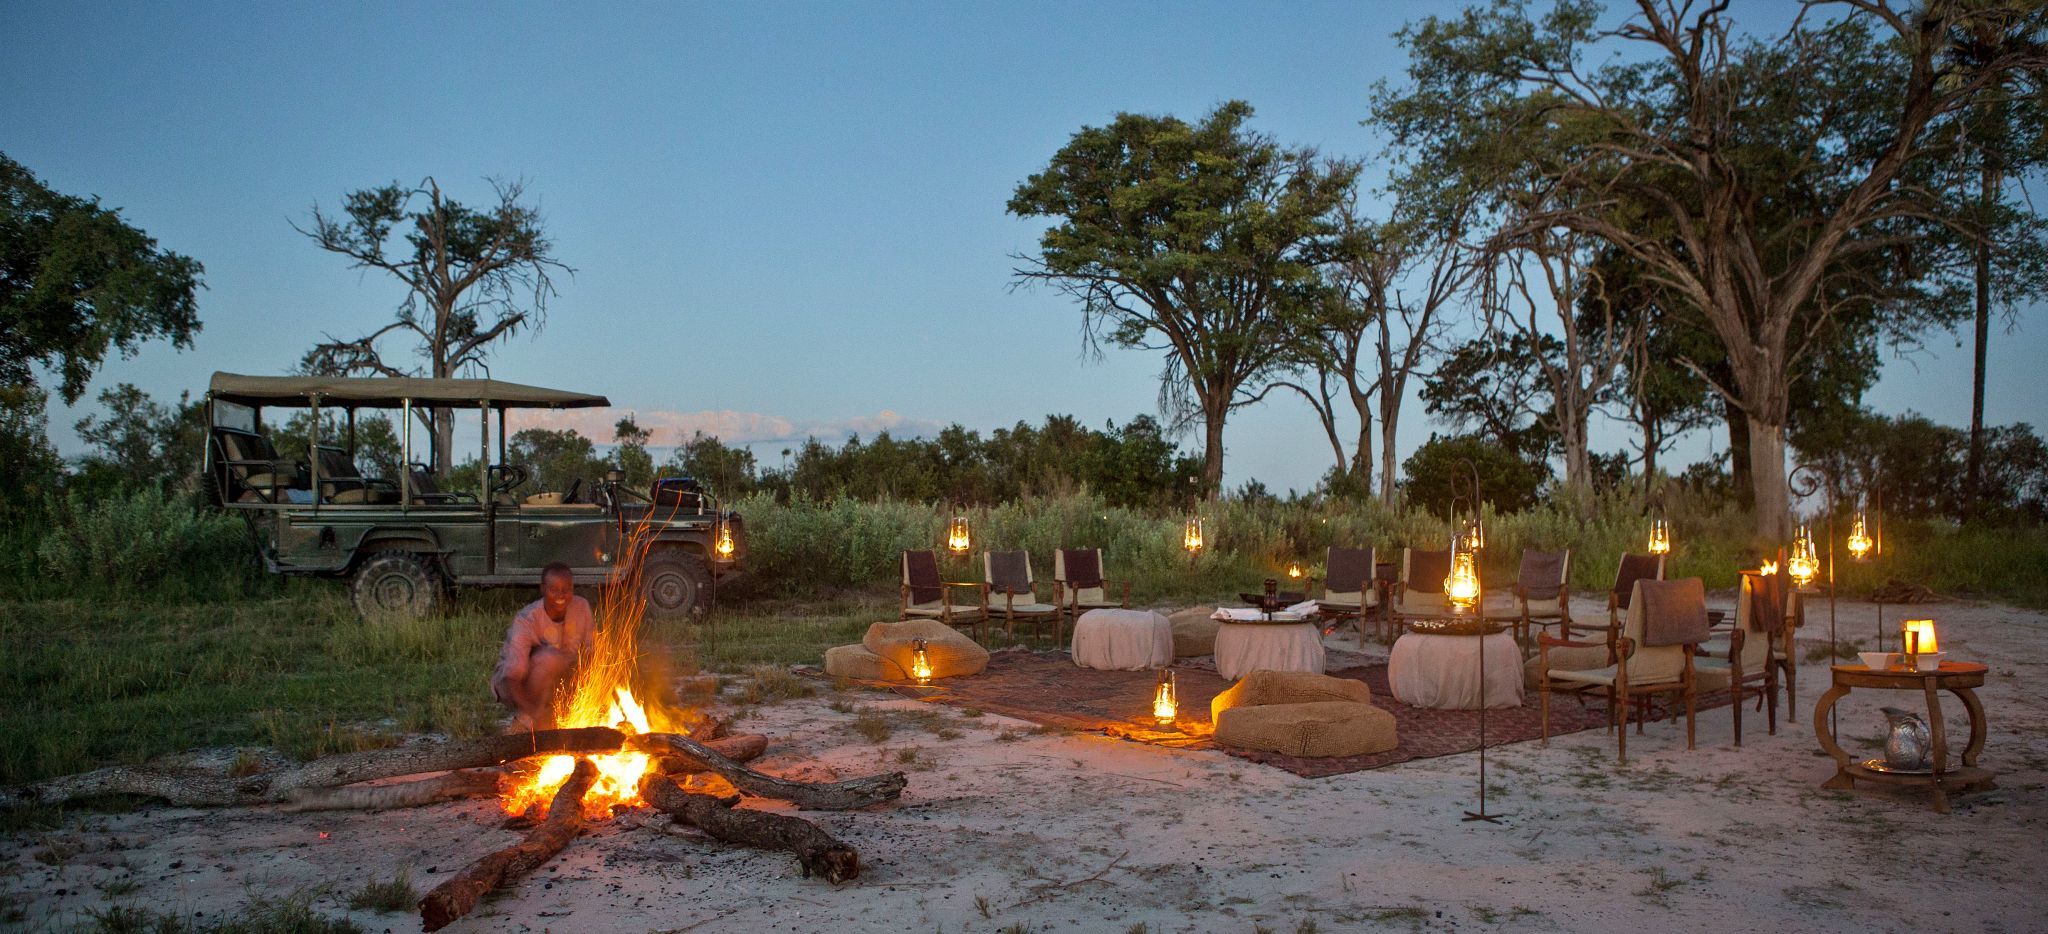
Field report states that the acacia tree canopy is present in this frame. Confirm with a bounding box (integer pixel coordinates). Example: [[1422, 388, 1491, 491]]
[[0, 153, 203, 404]]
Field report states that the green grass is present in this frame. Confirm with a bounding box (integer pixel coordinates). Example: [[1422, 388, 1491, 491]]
[[82, 889, 361, 933]]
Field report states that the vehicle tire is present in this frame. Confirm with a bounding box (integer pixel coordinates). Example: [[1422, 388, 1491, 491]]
[[350, 550, 447, 622], [640, 550, 711, 621]]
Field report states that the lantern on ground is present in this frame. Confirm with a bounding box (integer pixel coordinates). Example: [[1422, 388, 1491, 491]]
[[1182, 516, 1204, 555], [1788, 525, 1820, 587], [1847, 512, 1874, 562], [1445, 536, 1481, 612], [1647, 517, 1672, 556], [946, 515, 972, 555], [1152, 669, 1178, 726], [715, 521, 736, 559], [1901, 619, 1940, 671], [910, 638, 934, 685]]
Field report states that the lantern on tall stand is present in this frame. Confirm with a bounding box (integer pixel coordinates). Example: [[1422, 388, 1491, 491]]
[[1647, 517, 1672, 556], [946, 515, 972, 555], [1445, 529, 1480, 613], [1182, 516, 1205, 556], [1787, 524, 1820, 587], [1846, 512, 1874, 562]]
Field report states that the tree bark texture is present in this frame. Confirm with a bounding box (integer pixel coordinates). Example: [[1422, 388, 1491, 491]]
[[284, 769, 502, 812], [640, 774, 861, 884], [419, 758, 595, 932], [1747, 416, 1791, 542], [628, 733, 906, 811]]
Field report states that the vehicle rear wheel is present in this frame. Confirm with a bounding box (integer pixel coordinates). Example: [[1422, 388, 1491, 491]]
[[350, 550, 446, 622], [640, 550, 711, 621]]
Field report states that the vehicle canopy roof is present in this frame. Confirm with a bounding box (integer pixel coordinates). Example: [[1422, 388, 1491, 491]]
[[208, 372, 610, 409]]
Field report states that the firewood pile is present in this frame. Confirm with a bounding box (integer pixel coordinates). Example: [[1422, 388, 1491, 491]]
[[3, 724, 906, 932]]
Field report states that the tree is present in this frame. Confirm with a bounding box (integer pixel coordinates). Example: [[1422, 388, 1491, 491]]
[[1392, 0, 2048, 539], [668, 431, 760, 499], [505, 428, 604, 497], [1008, 101, 1357, 498], [614, 416, 654, 489], [297, 177, 569, 475], [0, 385, 61, 522], [0, 153, 203, 403], [1421, 332, 1558, 461], [72, 383, 205, 491], [1401, 432, 1550, 517]]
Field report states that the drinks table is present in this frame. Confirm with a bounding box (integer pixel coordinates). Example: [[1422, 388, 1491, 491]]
[[1388, 619, 1523, 709], [1812, 661, 1994, 814]]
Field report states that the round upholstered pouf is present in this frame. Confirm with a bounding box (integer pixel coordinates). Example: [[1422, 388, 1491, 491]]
[[1070, 609, 1174, 670], [1213, 701, 1398, 758], [1212, 622, 1326, 681], [1387, 631, 1524, 709]]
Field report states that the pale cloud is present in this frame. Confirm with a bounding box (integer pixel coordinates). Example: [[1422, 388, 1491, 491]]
[[510, 407, 947, 447]]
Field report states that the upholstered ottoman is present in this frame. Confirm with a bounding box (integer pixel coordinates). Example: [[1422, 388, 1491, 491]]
[[823, 619, 989, 681], [1168, 606, 1221, 658], [1209, 670, 1398, 758], [1070, 608, 1173, 670]]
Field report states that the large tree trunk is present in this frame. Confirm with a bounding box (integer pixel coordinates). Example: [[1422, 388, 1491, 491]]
[[1965, 160, 1999, 517], [1378, 400, 1401, 510], [1199, 396, 1227, 500], [1747, 415, 1790, 542], [1726, 400, 1752, 494], [1558, 403, 1592, 500]]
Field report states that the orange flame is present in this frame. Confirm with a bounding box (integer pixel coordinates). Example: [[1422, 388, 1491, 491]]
[[501, 518, 693, 819]]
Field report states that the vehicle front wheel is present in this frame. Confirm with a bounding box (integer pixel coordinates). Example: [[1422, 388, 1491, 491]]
[[639, 551, 711, 621], [350, 550, 446, 622]]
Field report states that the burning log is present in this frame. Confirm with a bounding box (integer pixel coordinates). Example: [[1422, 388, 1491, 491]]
[[655, 733, 767, 776], [4, 727, 627, 811], [420, 757, 597, 932], [640, 774, 860, 884], [629, 732, 906, 811], [283, 769, 503, 812]]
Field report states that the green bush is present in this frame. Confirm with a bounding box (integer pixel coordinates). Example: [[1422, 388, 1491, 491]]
[[35, 488, 256, 598]]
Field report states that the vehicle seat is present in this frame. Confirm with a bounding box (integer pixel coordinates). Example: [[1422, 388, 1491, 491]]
[[407, 466, 477, 505], [313, 446, 399, 505], [214, 428, 303, 503]]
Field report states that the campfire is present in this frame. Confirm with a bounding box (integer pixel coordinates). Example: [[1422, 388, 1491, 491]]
[[5, 518, 909, 932]]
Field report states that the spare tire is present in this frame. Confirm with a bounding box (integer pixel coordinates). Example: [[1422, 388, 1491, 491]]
[[640, 550, 711, 621], [350, 550, 446, 622]]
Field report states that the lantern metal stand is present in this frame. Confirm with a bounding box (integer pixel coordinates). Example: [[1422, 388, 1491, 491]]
[[1788, 463, 1843, 737], [1451, 458, 1506, 825]]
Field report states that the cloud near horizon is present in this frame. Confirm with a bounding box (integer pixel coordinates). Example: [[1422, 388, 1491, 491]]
[[512, 407, 951, 448]]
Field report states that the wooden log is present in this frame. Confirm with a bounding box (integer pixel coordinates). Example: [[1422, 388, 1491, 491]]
[[628, 733, 906, 811], [419, 758, 596, 932], [3, 727, 625, 811], [640, 774, 860, 884], [283, 769, 503, 812], [656, 733, 767, 775]]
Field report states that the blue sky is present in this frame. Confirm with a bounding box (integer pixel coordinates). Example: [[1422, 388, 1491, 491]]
[[5, 1, 2040, 493]]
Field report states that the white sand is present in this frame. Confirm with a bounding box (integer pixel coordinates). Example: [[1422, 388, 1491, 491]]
[[4, 597, 2044, 932]]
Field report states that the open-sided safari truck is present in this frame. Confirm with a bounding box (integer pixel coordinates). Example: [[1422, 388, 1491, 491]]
[[202, 372, 744, 621]]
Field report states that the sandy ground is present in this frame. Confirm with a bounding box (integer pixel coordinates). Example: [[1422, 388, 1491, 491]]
[[3, 597, 2045, 934]]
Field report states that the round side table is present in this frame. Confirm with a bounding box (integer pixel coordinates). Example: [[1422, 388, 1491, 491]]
[[1812, 661, 1994, 814]]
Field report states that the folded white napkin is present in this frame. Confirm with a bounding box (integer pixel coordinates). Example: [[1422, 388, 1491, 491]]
[[1211, 600, 1321, 622]]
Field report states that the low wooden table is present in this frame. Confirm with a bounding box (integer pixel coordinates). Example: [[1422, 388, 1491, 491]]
[[1812, 661, 1994, 814]]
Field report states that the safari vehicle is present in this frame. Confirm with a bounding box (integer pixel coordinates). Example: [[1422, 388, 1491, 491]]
[[202, 372, 744, 621]]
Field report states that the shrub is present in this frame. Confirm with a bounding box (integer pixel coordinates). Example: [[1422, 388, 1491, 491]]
[[35, 488, 254, 596]]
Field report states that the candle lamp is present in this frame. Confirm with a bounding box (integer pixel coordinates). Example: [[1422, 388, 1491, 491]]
[[910, 638, 934, 684], [1152, 669, 1178, 726], [1901, 619, 1940, 671]]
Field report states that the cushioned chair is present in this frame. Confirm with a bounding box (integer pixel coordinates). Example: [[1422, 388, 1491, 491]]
[[1168, 606, 1220, 658], [313, 445, 400, 505], [1390, 548, 1452, 628], [1695, 569, 1782, 746], [1316, 546, 1381, 645], [899, 550, 987, 641], [982, 550, 1063, 644], [1053, 548, 1131, 620], [1541, 577, 1703, 763], [407, 465, 476, 504], [822, 618, 990, 682], [1585, 552, 1666, 659], [1513, 549, 1572, 644], [1210, 670, 1398, 758]]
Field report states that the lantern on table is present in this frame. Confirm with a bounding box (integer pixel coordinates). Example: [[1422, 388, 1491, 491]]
[[946, 515, 972, 555], [1901, 619, 1940, 671], [1647, 517, 1672, 556], [1152, 669, 1178, 726], [910, 638, 934, 684], [1182, 516, 1204, 555], [1787, 525, 1820, 587], [1445, 536, 1481, 612]]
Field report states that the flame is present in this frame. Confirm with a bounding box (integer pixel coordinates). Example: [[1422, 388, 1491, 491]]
[[1760, 560, 1780, 575], [946, 516, 972, 554], [1647, 518, 1671, 555], [1287, 563, 1303, 579], [500, 520, 693, 819], [1152, 670, 1178, 725], [1182, 517, 1204, 553], [1445, 550, 1480, 609]]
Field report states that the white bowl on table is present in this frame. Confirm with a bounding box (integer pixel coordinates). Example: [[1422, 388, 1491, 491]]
[[1857, 651, 1895, 671]]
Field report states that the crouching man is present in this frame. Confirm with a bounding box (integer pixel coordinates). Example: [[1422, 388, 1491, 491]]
[[491, 562, 594, 731]]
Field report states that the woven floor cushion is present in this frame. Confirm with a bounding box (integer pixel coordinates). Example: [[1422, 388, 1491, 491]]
[[861, 618, 989, 680], [1210, 669, 1372, 719], [1168, 606, 1221, 658], [1214, 701, 1398, 758], [823, 644, 893, 681]]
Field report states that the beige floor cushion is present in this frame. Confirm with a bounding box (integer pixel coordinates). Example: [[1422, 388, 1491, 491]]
[[862, 618, 989, 680], [1211, 669, 1372, 719], [1168, 606, 1221, 658], [822, 644, 892, 681], [1214, 701, 1398, 758]]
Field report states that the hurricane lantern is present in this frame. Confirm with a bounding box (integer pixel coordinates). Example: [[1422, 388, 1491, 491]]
[[1287, 562, 1304, 580], [1647, 518, 1672, 556], [945, 515, 972, 555], [1760, 559, 1780, 576], [1152, 669, 1179, 726], [1847, 512, 1874, 562], [1444, 548, 1481, 611], [1182, 516, 1205, 554], [715, 521, 736, 559], [910, 638, 934, 684], [1788, 525, 1820, 587]]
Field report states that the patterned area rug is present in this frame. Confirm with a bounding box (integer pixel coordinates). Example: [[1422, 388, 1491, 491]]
[[883, 649, 1734, 779]]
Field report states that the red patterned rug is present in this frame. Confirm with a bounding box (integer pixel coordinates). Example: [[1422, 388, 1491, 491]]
[[885, 649, 1733, 778]]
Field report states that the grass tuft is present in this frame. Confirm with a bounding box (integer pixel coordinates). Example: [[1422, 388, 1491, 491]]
[[346, 869, 416, 913]]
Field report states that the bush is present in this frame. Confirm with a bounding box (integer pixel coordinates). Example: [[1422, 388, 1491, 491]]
[[35, 488, 255, 597]]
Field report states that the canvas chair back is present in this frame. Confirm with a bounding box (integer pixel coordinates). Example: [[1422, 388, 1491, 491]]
[[1518, 549, 1569, 599], [1323, 547, 1373, 605], [984, 550, 1035, 593], [1731, 574, 1774, 670], [1623, 579, 1698, 685], [902, 550, 944, 606], [1054, 548, 1105, 605], [1612, 552, 1666, 608], [1395, 548, 1450, 615]]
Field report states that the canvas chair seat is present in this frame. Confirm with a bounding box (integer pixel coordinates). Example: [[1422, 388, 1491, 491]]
[[1522, 596, 1566, 618], [1393, 589, 1447, 617], [1316, 589, 1379, 610], [984, 550, 1064, 643], [1547, 663, 1684, 689], [988, 598, 1059, 615], [905, 601, 985, 620]]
